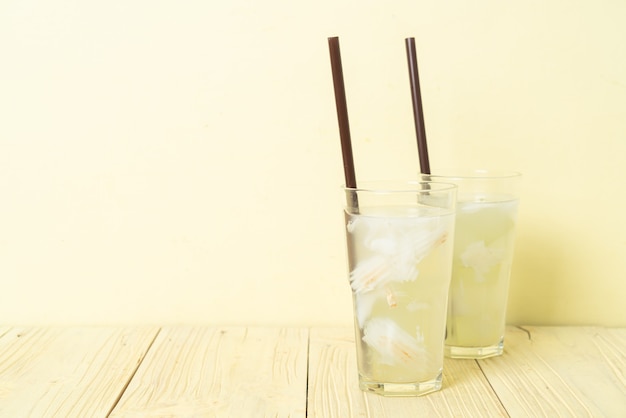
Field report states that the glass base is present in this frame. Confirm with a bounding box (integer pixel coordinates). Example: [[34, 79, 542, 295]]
[[358, 373, 442, 397], [445, 338, 504, 359]]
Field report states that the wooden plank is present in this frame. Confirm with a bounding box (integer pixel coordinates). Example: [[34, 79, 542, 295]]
[[477, 326, 626, 417], [595, 327, 626, 389], [0, 326, 159, 418], [109, 327, 308, 417], [307, 327, 508, 417]]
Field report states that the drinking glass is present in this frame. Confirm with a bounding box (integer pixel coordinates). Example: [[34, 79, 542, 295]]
[[343, 181, 457, 396], [423, 170, 521, 359]]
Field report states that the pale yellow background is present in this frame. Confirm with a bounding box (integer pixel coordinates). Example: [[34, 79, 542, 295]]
[[1, 1, 624, 326]]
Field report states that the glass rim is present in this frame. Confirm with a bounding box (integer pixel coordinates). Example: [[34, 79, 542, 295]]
[[423, 169, 521, 180], [342, 180, 458, 193]]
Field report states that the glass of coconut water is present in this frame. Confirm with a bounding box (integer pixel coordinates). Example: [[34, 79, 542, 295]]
[[343, 181, 457, 396], [422, 170, 521, 359]]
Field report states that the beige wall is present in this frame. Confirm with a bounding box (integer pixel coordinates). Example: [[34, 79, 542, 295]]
[[1, 1, 625, 326]]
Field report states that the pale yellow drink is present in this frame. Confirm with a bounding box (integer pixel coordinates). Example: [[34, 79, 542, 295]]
[[445, 197, 519, 358], [345, 206, 455, 396]]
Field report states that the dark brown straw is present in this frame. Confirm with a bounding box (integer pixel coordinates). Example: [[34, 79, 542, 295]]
[[405, 37, 431, 174], [328, 37, 358, 190]]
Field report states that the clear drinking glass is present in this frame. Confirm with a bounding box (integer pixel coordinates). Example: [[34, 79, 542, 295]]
[[343, 181, 457, 396], [423, 170, 521, 359]]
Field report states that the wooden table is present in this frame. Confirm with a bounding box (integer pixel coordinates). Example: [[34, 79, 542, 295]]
[[0, 326, 624, 417]]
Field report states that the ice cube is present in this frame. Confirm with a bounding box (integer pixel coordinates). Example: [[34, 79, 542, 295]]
[[460, 240, 505, 281], [362, 318, 426, 366]]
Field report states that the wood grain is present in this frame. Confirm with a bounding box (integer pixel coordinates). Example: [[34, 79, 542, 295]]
[[109, 327, 308, 417], [1, 325, 623, 417], [0, 327, 10, 339], [0, 326, 159, 418], [477, 326, 626, 417], [307, 327, 508, 417]]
